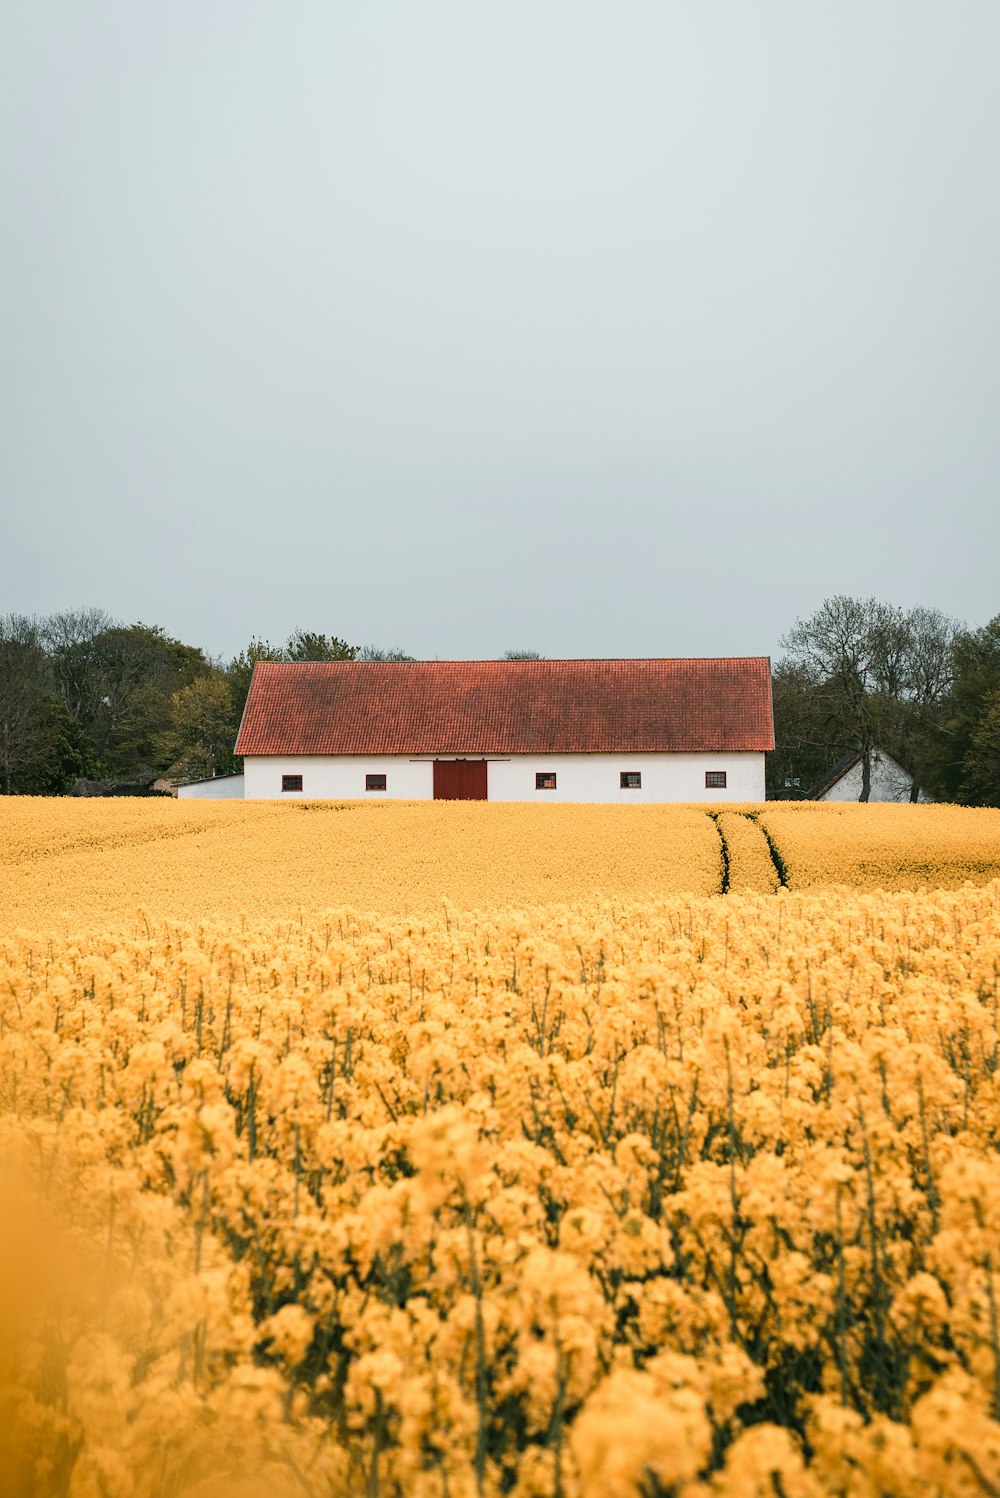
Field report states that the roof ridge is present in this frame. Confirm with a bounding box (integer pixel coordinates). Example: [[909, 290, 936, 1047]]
[[258, 656, 772, 666]]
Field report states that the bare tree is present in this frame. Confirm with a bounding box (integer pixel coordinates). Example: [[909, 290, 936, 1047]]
[[904, 606, 962, 705], [38, 606, 114, 657], [779, 596, 962, 801], [38, 607, 116, 724]]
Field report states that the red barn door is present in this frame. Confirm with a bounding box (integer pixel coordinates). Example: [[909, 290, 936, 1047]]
[[433, 760, 488, 800]]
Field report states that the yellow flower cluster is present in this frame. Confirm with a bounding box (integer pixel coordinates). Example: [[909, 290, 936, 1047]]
[[3, 880, 1000, 1495], [3, 799, 1000, 936]]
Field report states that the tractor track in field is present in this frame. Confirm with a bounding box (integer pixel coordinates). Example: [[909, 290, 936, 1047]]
[[706, 810, 787, 894], [745, 811, 789, 888], [706, 811, 731, 895]]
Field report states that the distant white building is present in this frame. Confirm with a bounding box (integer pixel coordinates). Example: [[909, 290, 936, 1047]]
[[233, 657, 775, 803], [811, 748, 930, 803], [176, 772, 246, 800]]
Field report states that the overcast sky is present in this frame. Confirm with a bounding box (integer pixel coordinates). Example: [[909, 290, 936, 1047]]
[[2, 2, 998, 662]]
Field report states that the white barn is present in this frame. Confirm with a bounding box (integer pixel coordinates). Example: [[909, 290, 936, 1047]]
[[234, 658, 774, 802]]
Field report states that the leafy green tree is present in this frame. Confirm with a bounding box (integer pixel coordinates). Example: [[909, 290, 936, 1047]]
[[285, 630, 357, 663], [70, 624, 211, 777], [356, 645, 415, 661], [923, 614, 1000, 801], [960, 688, 1000, 806], [0, 623, 53, 794], [0, 616, 89, 794], [224, 638, 286, 720], [158, 673, 238, 782], [19, 698, 89, 794], [36, 614, 211, 781]]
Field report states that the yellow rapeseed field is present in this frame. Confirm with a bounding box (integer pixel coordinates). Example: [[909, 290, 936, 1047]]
[[756, 802, 1000, 893], [3, 798, 1000, 1496], [0, 798, 723, 933], [2, 799, 999, 934]]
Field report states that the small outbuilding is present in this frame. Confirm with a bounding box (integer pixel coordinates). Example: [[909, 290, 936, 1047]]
[[810, 747, 929, 803], [234, 657, 774, 802], [176, 772, 246, 800]]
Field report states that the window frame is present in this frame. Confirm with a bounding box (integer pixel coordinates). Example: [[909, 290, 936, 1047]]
[[705, 770, 728, 790], [365, 773, 388, 792], [535, 771, 557, 790], [281, 774, 304, 793], [620, 771, 642, 790]]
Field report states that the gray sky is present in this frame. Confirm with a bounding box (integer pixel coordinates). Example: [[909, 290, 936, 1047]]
[[2, 2, 998, 662]]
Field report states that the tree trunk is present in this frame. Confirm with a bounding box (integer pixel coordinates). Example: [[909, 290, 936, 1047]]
[[860, 748, 872, 802]]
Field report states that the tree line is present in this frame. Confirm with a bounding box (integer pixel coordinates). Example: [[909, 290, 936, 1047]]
[[0, 614, 413, 795], [769, 597, 1000, 804], [0, 601, 997, 802]]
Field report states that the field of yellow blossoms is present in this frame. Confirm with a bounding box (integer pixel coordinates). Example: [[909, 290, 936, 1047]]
[[3, 799, 1000, 1496], [3, 799, 999, 932]]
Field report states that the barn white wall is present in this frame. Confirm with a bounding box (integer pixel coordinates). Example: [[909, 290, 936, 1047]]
[[819, 751, 926, 803], [243, 753, 765, 802], [177, 774, 246, 800], [244, 757, 433, 800], [487, 753, 763, 801]]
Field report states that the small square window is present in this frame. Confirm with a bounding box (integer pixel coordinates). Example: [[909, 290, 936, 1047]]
[[366, 773, 387, 791], [705, 770, 727, 789], [620, 772, 642, 789], [281, 774, 303, 792], [535, 772, 557, 790]]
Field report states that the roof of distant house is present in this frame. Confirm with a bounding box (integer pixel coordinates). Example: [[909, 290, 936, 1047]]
[[235, 658, 774, 757]]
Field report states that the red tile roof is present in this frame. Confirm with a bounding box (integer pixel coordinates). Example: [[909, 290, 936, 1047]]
[[235, 658, 774, 757]]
